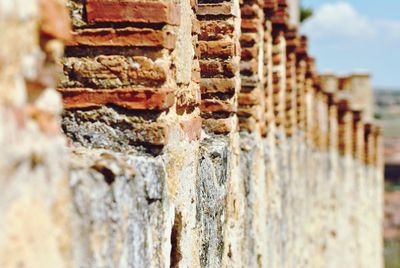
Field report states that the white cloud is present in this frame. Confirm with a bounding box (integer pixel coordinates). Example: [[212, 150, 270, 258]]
[[375, 20, 400, 41], [302, 2, 374, 38], [300, 2, 400, 88]]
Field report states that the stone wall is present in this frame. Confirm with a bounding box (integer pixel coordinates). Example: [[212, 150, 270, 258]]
[[0, 0, 384, 267]]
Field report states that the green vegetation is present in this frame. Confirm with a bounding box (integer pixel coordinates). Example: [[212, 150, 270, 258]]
[[300, 6, 313, 23]]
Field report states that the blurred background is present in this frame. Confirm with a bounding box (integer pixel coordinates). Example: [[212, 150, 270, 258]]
[[300, 1, 400, 266]]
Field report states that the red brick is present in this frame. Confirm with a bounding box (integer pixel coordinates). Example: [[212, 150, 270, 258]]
[[200, 60, 238, 78], [86, 0, 180, 25], [200, 99, 236, 113], [67, 28, 176, 49], [58, 87, 174, 110], [241, 19, 259, 32], [180, 117, 202, 141], [197, 3, 236, 16], [200, 78, 238, 94], [199, 20, 235, 41], [199, 40, 237, 59], [241, 47, 258, 61]]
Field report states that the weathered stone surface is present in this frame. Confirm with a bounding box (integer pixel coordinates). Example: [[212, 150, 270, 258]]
[[196, 137, 230, 267], [69, 148, 169, 267], [196, 135, 243, 267], [62, 106, 170, 148], [239, 132, 267, 266]]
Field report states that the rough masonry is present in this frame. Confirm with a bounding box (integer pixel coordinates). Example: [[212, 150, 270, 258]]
[[0, 0, 384, 267]]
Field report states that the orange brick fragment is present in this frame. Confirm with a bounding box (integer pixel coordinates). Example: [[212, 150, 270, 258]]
[[200, 99, 236, 113]]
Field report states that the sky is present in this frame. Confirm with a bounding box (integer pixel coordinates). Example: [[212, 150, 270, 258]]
[[300, 0, 400, 89]]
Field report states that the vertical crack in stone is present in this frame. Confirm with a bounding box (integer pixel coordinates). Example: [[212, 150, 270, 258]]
[[170, 211, 183, 268]]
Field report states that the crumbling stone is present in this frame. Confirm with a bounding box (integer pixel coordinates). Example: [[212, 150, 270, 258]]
[[0, 0, 385, 267]]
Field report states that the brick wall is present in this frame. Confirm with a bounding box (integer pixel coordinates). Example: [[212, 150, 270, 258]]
[[0, 0, 384, 267]]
